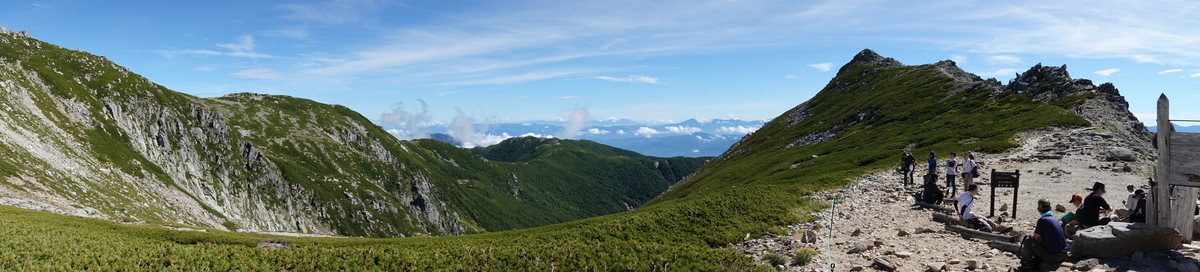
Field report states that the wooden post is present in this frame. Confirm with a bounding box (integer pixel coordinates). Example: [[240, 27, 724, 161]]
[[1155, 94, 1171, 228], [990, 169, 997, 218], [1012, 169, 1019, 220]]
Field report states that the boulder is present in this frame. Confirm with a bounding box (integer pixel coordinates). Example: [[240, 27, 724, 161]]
[[1074, 258, 1099, 270], [1000, 203, 1008, 211], [1056, 204, 1068, 213], [964, 259, 979, 269], [897, 229, 909, 237], [1107, 148, 1137, 161], [851, 228, 862, 236], [1070, 222, 1182, 258], [894, 251, 913, 258], [847, 242, 869, 254], [924, 262, 945, 272], [872, 257, 897, 271]]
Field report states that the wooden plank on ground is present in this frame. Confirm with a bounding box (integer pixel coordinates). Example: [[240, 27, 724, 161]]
[[945, 224, 1018, 243], [932, 212, 968, 227], [987, 241, 1021, 253]]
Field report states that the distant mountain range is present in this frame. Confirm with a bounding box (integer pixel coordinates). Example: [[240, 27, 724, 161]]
[[392, 118, 766, 157], [1148, 124, 1200, 133]]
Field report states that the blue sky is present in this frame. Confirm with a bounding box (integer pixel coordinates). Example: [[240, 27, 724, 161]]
[[4, 0, 1200, 126]]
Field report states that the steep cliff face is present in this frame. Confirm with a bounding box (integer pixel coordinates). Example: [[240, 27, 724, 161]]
[[0, 29, 707, 237]]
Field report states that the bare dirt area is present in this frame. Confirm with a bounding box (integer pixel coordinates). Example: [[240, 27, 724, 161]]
[[736, 125, 1190, 271]]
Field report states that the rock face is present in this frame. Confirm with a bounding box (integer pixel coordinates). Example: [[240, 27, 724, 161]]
[[1070, 222, 1182, 258], [1106, 147, 1138, 161], [0, 29, 703, 238]]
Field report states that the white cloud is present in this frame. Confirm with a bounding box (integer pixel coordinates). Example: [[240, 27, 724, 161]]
[[1094, 68, 1120, 76], [634, 127, 660, 138], [586, 128, 610, 134], [664, 126, 702, 134], [279, 0, 385, 24], [1191, 73, 1200, 78], [692, 149, 700, 153], [784, 75, 798, 79], [976, 68, 1017, 77], [157, 35, 276, 59], [595, 75, 660, 84], [716, 126, 760, 134], [263, 27, 309, 39], [807, 62, 833, 72], [986, 55, 1021, 64], [616, 130, 627, 135], [1159, 69, 1184, 74], [950, 54, 968, 64], [231, 68, 288, 80]]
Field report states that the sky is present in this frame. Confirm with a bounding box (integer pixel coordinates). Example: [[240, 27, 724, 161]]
[[3, 0, 1200, 126]]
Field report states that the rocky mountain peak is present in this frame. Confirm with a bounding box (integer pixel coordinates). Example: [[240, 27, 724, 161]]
[[837, 49, 904, 75], [933, 59, 984, 84]]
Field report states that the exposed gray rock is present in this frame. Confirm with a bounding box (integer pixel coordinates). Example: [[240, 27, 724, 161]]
[[1071, 222, 1182, 258], [1074, 258, 1099, 270], [847, 242, 869, 254], [924, 262, 945, 272], [872, 257, 897, 271], [1107, 147, 1137, 161]]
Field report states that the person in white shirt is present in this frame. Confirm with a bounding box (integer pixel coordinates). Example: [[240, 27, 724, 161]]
[[957, 183, 991, 232], [961, 153, 977, 189], [945, 152, 960, 196]]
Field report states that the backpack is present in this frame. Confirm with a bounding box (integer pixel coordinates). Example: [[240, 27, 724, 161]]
[[971, 168, 980, 178]]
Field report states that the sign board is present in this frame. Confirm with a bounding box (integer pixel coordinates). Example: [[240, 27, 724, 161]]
[[1169, 133, 1200, 188], [991, 170, 1020, 188], [990, 169, 1020, 219]]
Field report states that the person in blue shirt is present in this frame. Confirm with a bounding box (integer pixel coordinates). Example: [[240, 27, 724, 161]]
[[1019, 199, 1068, 271], [926, 151, 937, 185]]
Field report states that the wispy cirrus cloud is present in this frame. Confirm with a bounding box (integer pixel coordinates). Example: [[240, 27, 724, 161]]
[[278, 0, 388, 24], [594, 75, 659, 84], [807, 62, 833, 72], [157, 35, 276, 59], [1159, 69, 1183, 74], [1094, 68, 1120, 76], [986, 55, 1021, 64], [231, 68, 288, 80]]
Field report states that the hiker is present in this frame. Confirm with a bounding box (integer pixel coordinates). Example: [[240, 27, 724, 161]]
[[1060, 194, 1084, 236], [961, 153, 978, 189], [1116, 184, 1136, 220], [1129, 189, 1147, 223], [926, 151, 938, 177], [956, 183, 991, 232], [900, 153, 916, 185], [945, 152, 960, 197], [921, 175, 945, 205], [1077, 182, 1113, 228], [1018, 199, 1068, 271]]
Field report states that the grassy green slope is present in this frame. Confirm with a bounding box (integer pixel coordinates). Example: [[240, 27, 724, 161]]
[[0, 30, 708, 237], [0, 44, 1092, 270]]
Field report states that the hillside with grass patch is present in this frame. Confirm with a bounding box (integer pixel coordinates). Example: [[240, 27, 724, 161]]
[[0, 29, 705, 238], [0, 33, 1120, 270]]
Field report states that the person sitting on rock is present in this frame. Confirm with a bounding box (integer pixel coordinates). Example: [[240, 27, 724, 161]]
[[921, 175, 945, 205], [1019, 199, 1068, 271], [1116, 184, 1135, 221], [1060, 194, 1084, 235], [1077, 182, 1113, 228], [1129, 189, 1147, 223], [956, 183, 991, 232]]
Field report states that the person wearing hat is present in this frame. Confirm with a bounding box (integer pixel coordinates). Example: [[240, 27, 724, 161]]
[[926, 152, 938, 185], [1060, 194, 1084, 235], [1129, 189, 1147, 223], [1018, 199, 1068, 271], [1077, 182, 1113, 228], [956, 183, 991, 232]]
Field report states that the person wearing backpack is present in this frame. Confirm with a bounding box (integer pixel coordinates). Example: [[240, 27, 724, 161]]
[[956, 183, 991, 232], [900, 153, 916, 185], [961, 153, 978, 190], [945, 152, 960, 197]]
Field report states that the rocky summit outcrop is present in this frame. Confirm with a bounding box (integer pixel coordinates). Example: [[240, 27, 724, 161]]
[[1071, 222, 1182, 259], [0, 28, 706, 237]]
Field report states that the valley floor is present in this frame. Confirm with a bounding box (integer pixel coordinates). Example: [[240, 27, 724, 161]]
[[739, 127, 1184, 271]]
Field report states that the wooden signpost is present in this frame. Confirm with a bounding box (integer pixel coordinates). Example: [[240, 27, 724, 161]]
[[1154, 94, 1199, 241], [990, 169, 1020, 219]]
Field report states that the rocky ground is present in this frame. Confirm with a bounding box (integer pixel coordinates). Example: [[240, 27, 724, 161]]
[[735, 124, 1200, 271]]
